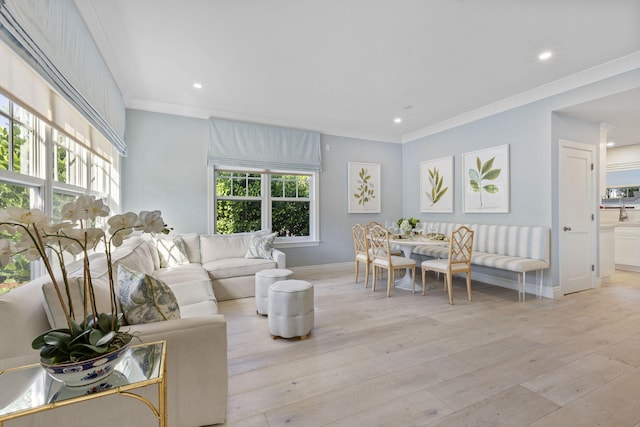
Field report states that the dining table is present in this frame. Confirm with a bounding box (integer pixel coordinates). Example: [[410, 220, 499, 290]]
[[388, 235, 448, 291]]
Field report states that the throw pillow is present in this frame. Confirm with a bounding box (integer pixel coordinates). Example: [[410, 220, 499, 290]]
[[156, 236, 189, 268], [245, 231, 277, 259], [41, 276, 113, 329], [117, 265, 180, 324]]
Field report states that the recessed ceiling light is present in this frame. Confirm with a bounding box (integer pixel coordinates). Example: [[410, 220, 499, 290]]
[[394, 117, 402, 124], [193, 82, 203, 89], [538, 51, 552, 61], [607, 141, 616, 147]]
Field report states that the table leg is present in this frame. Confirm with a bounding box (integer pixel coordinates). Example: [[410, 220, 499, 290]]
[[393, 245, 421, 291]]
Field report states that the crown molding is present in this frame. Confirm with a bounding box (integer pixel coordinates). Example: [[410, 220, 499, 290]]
[[402, 51, 640, 144]]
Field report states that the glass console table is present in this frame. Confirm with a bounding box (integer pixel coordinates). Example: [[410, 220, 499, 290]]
[[0, 340, 167, 427]]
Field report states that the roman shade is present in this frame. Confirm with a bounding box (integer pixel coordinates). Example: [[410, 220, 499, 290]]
[[0, 0, 127, 155], [208, 118, 322, 172]]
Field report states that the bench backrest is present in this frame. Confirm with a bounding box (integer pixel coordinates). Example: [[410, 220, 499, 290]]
[[425, 223, 550, 263]]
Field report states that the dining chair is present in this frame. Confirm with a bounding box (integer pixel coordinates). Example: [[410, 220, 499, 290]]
[[368, 222, 416, 297], [421, 225, 474, 304], [365, 221, 401, 256], [352, 223, 371, 288]]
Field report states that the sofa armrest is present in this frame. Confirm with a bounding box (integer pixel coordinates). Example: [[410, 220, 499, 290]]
[[123, 315, 228, 426], [273, 248, 286, 269]]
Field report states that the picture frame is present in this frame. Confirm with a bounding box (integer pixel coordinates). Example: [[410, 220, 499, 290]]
[[348, 162, 381, 213], [420, 156, 454, 213], [462, 144, 510, 213]]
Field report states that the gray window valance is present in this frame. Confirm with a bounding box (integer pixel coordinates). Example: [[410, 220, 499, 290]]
[[0, 0, 127, 155], [208, 118, 322, 172]]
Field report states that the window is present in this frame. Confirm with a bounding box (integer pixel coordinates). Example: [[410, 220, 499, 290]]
[[0, 91, 120, 294], [53, 130, 87, 188], [214, 168, 318, 245], [0, 181, 40, 295], [0, 95, 41, 178]]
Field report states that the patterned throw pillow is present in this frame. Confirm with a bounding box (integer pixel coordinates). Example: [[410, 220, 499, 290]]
[[245, 231, 277, 259], [156, 236, 189, 268], [117, 265, 180, 324]]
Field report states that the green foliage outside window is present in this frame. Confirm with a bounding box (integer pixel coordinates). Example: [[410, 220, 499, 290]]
[[216, 171, 311, 237], [0, 106, 34, 292]]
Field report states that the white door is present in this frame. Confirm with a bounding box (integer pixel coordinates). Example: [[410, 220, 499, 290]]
[[559, 140, 596, 294]]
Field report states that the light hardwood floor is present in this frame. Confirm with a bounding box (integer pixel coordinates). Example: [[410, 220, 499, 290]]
[[218, 268, 640, 426]]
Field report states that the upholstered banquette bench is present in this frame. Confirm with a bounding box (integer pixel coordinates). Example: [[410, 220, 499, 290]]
[[413, 223, 550, 301]]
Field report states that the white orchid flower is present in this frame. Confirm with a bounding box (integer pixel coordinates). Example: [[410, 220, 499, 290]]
[[5, 207, 49, 227], [14, 234, 42, 261], [138, 210, 166, 233], [0, 239, 13, 266]]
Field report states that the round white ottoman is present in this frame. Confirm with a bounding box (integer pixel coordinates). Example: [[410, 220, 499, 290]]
[[255, 268, 294, 315], [268, 280, 314, 340]]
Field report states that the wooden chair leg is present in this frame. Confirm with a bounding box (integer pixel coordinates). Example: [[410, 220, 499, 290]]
[[421, 268, 427, 296], [354, 261, 359, 284], [364, 262, 370, 288], [372, 267, 377, 292], [466, 272, 472, 301], [446, 272, 454, 305], [412, 268, 416, 294], [386, 269, 393, 297]]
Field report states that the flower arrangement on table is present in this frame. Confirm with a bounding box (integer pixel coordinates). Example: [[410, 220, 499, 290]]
[[0, 196, 169, 366], [397, 217, 419, 235]]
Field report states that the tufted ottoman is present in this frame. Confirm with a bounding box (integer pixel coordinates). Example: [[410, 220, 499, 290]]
[[268, 280, 314, 340], [255, 268, 294, 315]]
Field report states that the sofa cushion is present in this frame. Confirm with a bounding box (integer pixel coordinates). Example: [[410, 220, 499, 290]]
[[245, 231, 277, 259], [114, 239, 157, 276], [203, 257, 276, 280], [180, 233, 201, 263], [200, 233, 251, 262], [170, 279, 217, 307], [41, 276, 113, 329], [156, 235, 190, 268], [154, 264, 209, 284], [117, 265, 180, 324]]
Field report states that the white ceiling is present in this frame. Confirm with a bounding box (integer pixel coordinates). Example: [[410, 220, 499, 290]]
[[74, 0, 640, 144]]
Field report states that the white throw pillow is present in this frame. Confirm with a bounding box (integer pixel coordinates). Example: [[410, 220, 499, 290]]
[[41, 276, 113, 329], [156, 236, 189, 268], [245, 231, 277, 260], [117, 265, 180, 324]]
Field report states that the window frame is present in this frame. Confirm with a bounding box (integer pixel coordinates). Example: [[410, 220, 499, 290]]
[[210, 165, 319, 248], [0, 91, 119, 290]]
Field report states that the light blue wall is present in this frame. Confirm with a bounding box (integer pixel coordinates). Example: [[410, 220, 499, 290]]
[[123, 110, 209, 234], [123, 69, 640, 281], [402, 69, 640, 289], [123, 111, 403, 267]]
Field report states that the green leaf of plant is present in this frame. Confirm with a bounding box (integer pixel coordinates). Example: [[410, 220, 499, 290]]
[[482, 168, 502, 180], [481, 156, 495, 174], [476, 157, 482, 173], [469, 180, 480, 192], [95, 331, 116, 347], [469, 169, 480, 183], [483, 184, 500, 194]]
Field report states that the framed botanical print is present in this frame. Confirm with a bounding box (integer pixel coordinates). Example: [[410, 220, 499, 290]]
[[348, 162, 381, 213], [462, 144, 510, 213], [420, 156, 454, 213]]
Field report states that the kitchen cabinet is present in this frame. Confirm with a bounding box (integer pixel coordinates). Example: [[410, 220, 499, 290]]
[[615, 225, 640, 271]]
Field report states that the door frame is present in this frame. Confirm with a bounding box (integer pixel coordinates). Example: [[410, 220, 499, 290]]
[[558, 139, 597, 295]]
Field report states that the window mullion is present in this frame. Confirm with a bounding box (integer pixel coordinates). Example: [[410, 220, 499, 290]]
[[263, 173, 271, 232]]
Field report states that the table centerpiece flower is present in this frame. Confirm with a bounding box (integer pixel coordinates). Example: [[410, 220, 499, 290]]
[[0, 195, 169, 371]]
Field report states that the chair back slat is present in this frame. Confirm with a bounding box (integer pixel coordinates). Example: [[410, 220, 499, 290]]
[[352, 223, 367, 256], [449, 226, 474, 266], [367, 223, 391, 262]]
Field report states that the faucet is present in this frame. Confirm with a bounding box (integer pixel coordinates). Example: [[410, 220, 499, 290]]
[[619, 198, 628, 222]]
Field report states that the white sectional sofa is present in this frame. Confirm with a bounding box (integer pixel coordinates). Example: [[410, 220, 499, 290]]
[[0, 232, 285, 427]]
